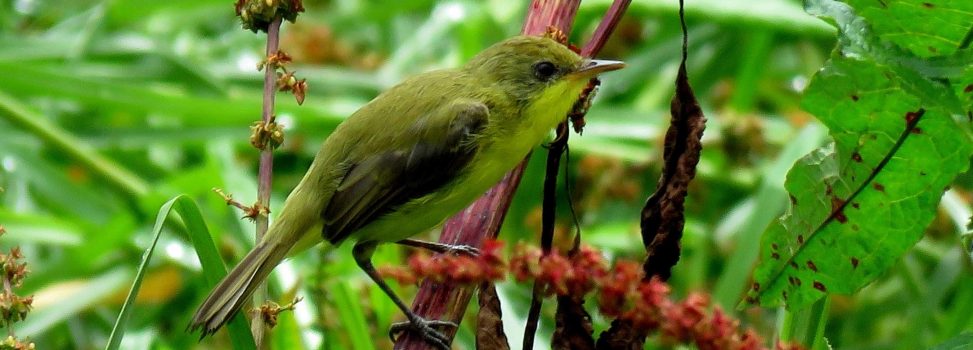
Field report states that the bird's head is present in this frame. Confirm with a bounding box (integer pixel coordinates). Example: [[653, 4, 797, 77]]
[[465, 35, 624, 107]]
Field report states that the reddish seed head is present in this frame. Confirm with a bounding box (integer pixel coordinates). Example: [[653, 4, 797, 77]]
[[382, 241, 796, 350]]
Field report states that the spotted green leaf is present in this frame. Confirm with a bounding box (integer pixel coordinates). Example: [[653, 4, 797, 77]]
[[843, 0, 973, 58], [746, 55, 972, 308]]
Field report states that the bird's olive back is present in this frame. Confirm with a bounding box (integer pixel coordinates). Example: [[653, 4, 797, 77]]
[[465, 36, 584, 105]]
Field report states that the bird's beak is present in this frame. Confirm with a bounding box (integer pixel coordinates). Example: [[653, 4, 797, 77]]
[[570, 59, 625, 78]]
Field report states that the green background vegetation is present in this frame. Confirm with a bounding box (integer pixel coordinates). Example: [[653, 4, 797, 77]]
[[0, 0, 971, 349]]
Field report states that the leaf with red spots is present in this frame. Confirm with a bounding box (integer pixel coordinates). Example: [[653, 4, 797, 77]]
[[807, 0, 973, 119], [746, 55, 973, 309], [842, 0, 973, 58], [952, 62, 973, 123]]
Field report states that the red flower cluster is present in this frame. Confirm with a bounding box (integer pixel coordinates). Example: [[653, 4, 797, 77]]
[[655, 292, 764, 350], [594, 261, 798, 350], [380, 240, 505, 285], [0, 246, 31, 327], [0, 226, 35, 349], [509, 244, 607, 296], [379, 240, 803, 350], [597, 261, 650, 319]]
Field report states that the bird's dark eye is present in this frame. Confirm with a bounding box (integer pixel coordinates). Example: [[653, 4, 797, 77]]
[[533, 61, 558, 81]]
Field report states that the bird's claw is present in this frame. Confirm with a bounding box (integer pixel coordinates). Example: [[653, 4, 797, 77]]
[[388, 317, 456, 350], [446, 244, 479, 257]]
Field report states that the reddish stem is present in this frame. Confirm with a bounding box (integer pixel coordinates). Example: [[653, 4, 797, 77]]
[[522, 0, 581, 35], [251, 15, 282, 347], [581, 0, 632, 57], [394, 166, 528, 350]]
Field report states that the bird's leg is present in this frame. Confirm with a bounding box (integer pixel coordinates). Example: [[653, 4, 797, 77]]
[[352, 241, 456, 350], [396, 239, 479, 256]]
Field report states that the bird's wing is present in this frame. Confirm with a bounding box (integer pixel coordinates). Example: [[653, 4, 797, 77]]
[[320, 100, 489, 244]]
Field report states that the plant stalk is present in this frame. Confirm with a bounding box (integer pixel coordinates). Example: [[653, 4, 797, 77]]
[[250, 15, 283, 348]]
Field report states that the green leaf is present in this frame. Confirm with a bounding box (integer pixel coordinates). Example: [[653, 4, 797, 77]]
[[806, 1, 973, 95], [929, 332, 973, 350], [843, 0, 973, 58], [105, 195, 255, 350], [746, 55, 973, 308], [951, 63, 973, 116], [746, 0, 973, 310]]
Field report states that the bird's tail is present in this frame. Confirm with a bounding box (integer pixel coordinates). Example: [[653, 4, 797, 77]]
[[189, 173, 323, 337], [189, 238, 293, 336]]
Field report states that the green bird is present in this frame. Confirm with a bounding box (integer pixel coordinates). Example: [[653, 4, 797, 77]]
[[190, 35, 623, 348]]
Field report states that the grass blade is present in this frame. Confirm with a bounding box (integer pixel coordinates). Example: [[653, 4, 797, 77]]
[[15, 268, 129, 336], [105, 195, 256, 350], [0, 90, 149, 197]]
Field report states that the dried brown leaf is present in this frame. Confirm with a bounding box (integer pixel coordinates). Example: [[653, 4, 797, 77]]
[[552, 295, 595, 350], [475, 283, 510, 350], [640, 63, 705, 280], [595, 320, 646, 350]]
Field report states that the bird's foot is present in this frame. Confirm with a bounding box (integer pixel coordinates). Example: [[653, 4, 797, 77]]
[[396, 239, 479, 256], [388, 317, 456, 350], [445, 244, 479, 256]]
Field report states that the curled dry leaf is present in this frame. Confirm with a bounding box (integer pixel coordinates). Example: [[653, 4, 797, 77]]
[[640, 63, 705, 280], [553, 295, 595, 350], [475, 282, 510, 350]]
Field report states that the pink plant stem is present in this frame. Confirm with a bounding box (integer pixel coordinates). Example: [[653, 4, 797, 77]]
[[393, 167, 526, 350], [522, 0, 580, 36], [581, 0, 631, 57], [251, 15, 283, 348]]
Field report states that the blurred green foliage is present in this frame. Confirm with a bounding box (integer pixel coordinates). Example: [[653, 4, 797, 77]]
[[0, 0, 970, 349]]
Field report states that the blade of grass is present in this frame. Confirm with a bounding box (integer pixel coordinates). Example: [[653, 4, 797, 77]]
[[806, 297, 830, 350], [0, 90, 150, 197], [173, 196, 258, 350], [0, 131, 119, 223], [779, 297, 830, 350], [0, 209, 83, 246], [104, 197, 172, 350], [104, 195, 256, 350], [728, 30, 773, 112], [332, 280, 376, 350], [0, 62, 344, 129], [16, 267, 130, 336], [939, 274, 973, 340], [585, 0, 835, 36]]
